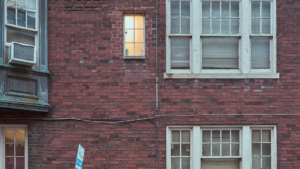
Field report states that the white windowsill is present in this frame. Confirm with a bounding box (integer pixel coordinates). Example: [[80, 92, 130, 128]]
[[123, 56, 145, 60], [164, 73, 280, 79]]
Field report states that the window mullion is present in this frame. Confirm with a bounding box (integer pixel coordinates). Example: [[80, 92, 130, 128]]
[[192, 0, 200, 73], [242, 126, 251, 169], [193, 126, 201, 169], [240, 0, 250, 73]]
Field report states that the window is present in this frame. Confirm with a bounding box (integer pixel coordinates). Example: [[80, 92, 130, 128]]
[[0, 125, 28, 169], [166, 126, 277, 169], [123, 14, 145, 59], [165, 0, 279, 79], [1, 0, 48, 70]]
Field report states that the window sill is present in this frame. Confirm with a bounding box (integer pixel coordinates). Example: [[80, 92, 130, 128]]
[[123, 56, 145, 60], [164, 73, 280, 79]]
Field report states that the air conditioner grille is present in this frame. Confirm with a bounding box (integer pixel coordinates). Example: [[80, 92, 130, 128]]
[[14, 43, 35, 62]]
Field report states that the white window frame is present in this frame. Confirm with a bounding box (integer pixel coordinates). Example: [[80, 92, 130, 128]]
[[123, 14, 146, 60], [165, 0, 279, 79], [166, 125, 277, 169], [4, 0, 39, 67], [0, 125, 28, 169]]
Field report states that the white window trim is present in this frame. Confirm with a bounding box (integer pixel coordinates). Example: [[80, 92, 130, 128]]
[[0, 124, 28, 169], [123, 14, 146, 60], [165, 0, 279, 79], [4, 0, 39, 67], [166, 125, 277, 169]]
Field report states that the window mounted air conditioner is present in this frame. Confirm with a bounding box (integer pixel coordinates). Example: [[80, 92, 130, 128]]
[[9, 42, 36, 67]]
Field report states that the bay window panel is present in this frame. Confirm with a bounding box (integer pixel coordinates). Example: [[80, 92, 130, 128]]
[[251, 37, 270, 69], [202, 159, 240, 169], [170, 37, 190, 69], [202, 37, 239, 69]]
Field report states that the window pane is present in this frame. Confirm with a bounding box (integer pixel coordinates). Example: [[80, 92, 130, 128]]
[[181, 1, 190, 17], [7, 27, 35, 46], [231, 19, 239, 34], [125, 30, 134, 42], [135, 30, 144, 42], [171, 18, 180, 34], [16, 130, 25, 142], [16, 143, 25, 156], [231, 144, 239, 156], [27, 0, 37, 11], [135, 43, 144, 56], [232, 130, 239, 142], [27, 12, 36, 29], [181, 144, 190, 156], [251, 37, 270, 69], [231, 2, 239, 17], [262, 143, 271, 155], [262, 2, 270, 17], [171, 144, 180, 156], [171, 157, 180, 169], [221, 2, 230, 17], [5, 130, 14, 142], [181, 18, 190, 34], [212, 18, 220, 34], [203, 131, 211, 142], [125, 16, 134, 29], [182, 157, 190, 169], [251, 2, 260, 17], [171, 1, 180, 17], [221, 19, 229, 34], [16, 157, 25, 169], [5, 157, 14, 169], [212, 130, 220, 142], [251, 19, 260, 34], [5, 144, 14, 156], [262, 130, 271, 142], [202, 37, 239, 69], [252, 143, 261, 156], [252, 130, 260, 142], [17, 9, 26, 27], [222, 144, 230, 156], [17, 0, 26, 10], [202, 19, 210, 34], [262, 157, 271, 169], [252, 157, 261, 169], [134, 16, 143, 29], [212, 144, 220, 156], [125, 43, 134, 56], [181, 131, 190, 142], [222, 130, 230, 142], [262, 19, 270, 34], [202, 144, 211, 156], [202, 1, 210, 17], [7, 8, 16, 25], [170, 37, 190, 69], [172, 131, 180, 142], [212, 2, 220, 17]]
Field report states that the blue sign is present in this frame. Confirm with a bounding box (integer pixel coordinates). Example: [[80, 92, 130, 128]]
[[75, 145, 85, 169]]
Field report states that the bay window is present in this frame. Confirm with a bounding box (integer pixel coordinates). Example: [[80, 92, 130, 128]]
[[165, 0, 279, 79]]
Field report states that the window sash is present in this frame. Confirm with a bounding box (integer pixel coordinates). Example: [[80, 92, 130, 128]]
[[165, 0, 277, 77]]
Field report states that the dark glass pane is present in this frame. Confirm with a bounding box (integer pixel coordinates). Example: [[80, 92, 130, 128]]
[[27, 12, 36, 29], [5, 157, 14, 169], [7, 8, 16, 25], [5, 144, 14, 156], [16, 143, 25, 156], [17, 10, 26, 27], [16, 157, 25, 169]]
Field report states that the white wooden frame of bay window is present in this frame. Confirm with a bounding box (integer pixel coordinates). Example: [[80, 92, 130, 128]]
[[166, 125, 277, 169], [165, 0, 279, 79], [0, 125, 28, 169]]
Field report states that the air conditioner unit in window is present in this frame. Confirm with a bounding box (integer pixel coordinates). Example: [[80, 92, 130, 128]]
[[9, 42, 36, 67]]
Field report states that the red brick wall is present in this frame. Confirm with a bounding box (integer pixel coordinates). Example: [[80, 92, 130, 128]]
[[1, 0, 300, 168]]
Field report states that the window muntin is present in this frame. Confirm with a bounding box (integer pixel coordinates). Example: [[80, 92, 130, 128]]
[[165, 0, 278, 78], [124, 14, 145, 57], [167, 126, 276, 169]]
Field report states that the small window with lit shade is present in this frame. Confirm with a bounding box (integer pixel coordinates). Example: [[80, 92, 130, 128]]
[[124, 14, 145, 58]]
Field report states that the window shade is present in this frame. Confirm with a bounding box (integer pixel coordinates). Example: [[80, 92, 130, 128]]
[[202, 37, 239, 69], [251, 37, 270, 69], [171, 37, 190, 69], [202, 159, 240, 169]]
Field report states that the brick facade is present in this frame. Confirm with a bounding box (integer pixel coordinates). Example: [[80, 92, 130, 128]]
[[1, 0, 300, 168]]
